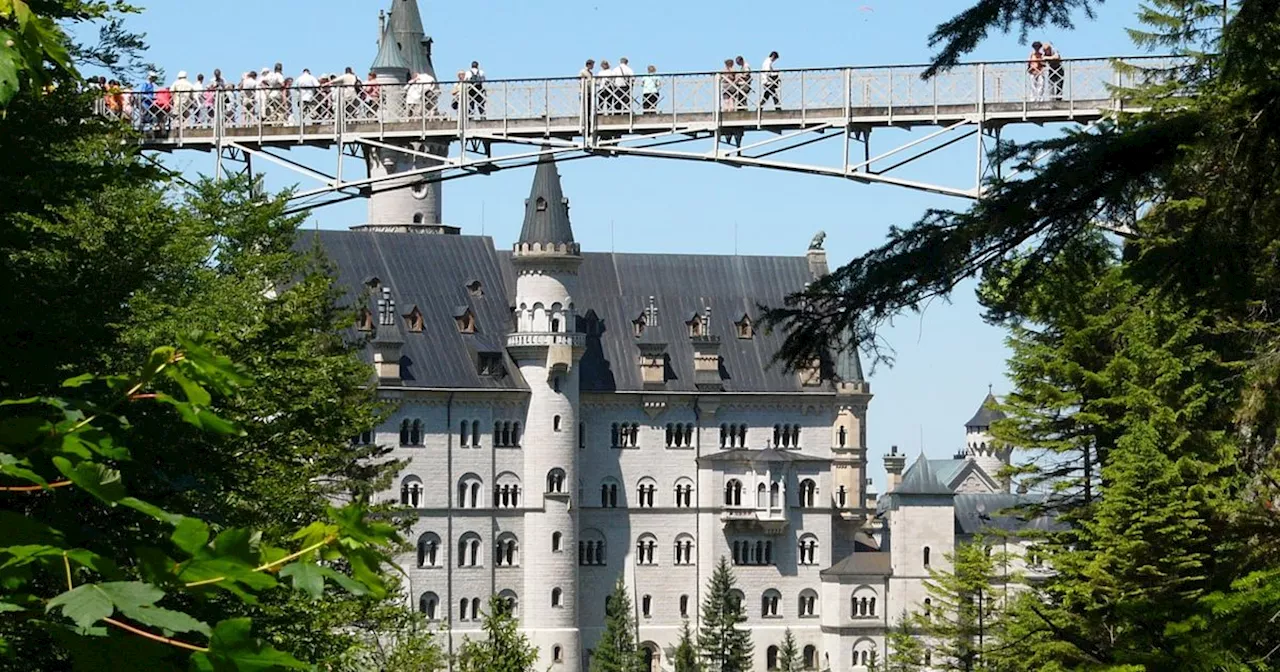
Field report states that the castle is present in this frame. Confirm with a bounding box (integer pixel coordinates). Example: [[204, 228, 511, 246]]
[[311, 3, 1044, 670]]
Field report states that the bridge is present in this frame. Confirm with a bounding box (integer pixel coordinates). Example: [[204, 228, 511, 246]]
[[111, 56, 1175, 212]]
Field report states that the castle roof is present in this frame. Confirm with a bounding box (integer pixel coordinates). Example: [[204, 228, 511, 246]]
[[379, 0, 435, 78], [894, 454, 954, 496], [306, 230, 835, 393], [821, 551, 891, 577], [834, 326, 864, 383], [698, 448, 831, 466], [965, 391, 1006, 428], [517, 155, 575, 247], [371, 23, 410, 73]]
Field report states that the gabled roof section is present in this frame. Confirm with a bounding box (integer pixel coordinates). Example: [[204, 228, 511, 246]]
[[518, 155, 575, 247], [954, 493, 1064, 534], [895, 454, 955, 496], [834, 328, 864, 383], [966, 391, 1007, 428], [383, 0, 435, 78], [821, 551, 891, 577], [698, 448, 831, 466], [371, 23, 409, 73]]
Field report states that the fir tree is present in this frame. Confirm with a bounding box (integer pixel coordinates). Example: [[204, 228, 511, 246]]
[[673, 620, 700, 672], [697, 557, 753, 672], [916, 536, 1009, 671], [456, 595, 539, 672], [592, 578, 644, 672], [777, 628, 800, 672], [885, 614, 923, 672]]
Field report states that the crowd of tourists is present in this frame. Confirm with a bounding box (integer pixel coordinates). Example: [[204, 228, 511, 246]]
[[91, 51, 788, 130]]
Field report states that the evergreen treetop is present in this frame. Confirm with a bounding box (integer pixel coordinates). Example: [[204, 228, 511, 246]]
[[591, 578, 644, 672], [697, 557, 753, 672]]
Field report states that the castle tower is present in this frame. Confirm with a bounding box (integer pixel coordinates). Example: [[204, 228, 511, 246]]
[[507, 155, 584, 671], [355, 0, 453, 233], [964, 389, 1011, 492], [830, 333, 872, 516], [883, 455, 956, 619]]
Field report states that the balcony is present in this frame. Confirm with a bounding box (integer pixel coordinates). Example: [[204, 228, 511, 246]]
[[720, 506, 789, 534], [505, 332, 585, 349]]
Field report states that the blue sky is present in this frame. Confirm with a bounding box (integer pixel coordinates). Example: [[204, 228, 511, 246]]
[[114, 0, 1147, 488]]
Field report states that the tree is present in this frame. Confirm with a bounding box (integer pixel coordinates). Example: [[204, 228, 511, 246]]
[[697, 557, 753, 672], [592, 578, 643, 672], [776, 628, 800, 672], [886, 613, 924, 672], [0, 340, 402, 670], [455, 595, 539, 672], [915, 536, 1010, 671], [673, 620, 700, 672]]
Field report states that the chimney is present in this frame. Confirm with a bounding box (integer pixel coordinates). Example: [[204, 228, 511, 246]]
[[637, 341, 668, 389], [691, 305, 723, 391], [371, 287, 405, 384], [884, 445, 906, 492], [806, 230, 828, 278]]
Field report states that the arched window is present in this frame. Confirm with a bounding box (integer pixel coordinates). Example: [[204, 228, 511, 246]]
[[400, 419, 411, 445], [409, 420, 423, 446], [674, 534, 695, 565], [400, 476, 423, 508], [767, 645, 780, 670], [417, 532, 441, 568], [642, 643, 659, 672], [798, 589, 818, 617], [553, 645, 563, 663], [547, 468, 566, 494], [552, 531, 563, 552], [869, 596, 876, 616], [419, 592, 439, 620], [611, 422, 620, 447], [457, 533, 482, 567], [674, 478, 695, 508], [923, 546, 931, 568], [761, 589, 781, 617], [600, 478, 620, 508], [460, 420, 469, 446], [579, 529, 606, 566], [924, 597, 932, 617], [458, 471, 481, 509], [637, 477, 657, 508], [680, 594, 690, 617], [728, 589, 745, 613], [803, 645, 817, 669], [641, 594, 652, 618], [459, 598, 470, 621], [472, 597, 481, 619], [496, 472, 521, 509], [499, 589, 519, 617], [756, 482, 768, 508], [724, 479, 743, 506], [798, 534, 819, 566], [635, 533, 658, 566], [551, 587, 563, 607], [799, 479, 817, 508], [472, 420, 481, 446], [495, 533, 519, 567], [770, 481, 781, 508], [553, 415, 562, 432]]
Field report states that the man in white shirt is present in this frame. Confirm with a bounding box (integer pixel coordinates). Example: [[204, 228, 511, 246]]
[[760, 51, 781, 110], [408, 71, 439, 118], [238, 70, 258, 123], [596, 60, 615, 113], [615, 57, 634, 112], [466, 61, 486, 117], [170, 71, 195, 125], [295, 68, 319, 121]]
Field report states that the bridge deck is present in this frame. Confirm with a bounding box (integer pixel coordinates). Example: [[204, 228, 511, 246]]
[[112, 57, 1167, 151]]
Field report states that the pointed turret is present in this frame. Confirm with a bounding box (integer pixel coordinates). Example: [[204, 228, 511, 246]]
[[384, 0, 436, 78], [965, 388, 1012, 492], [965, 390, 1006, 429], [514, 155, 580, 256], [894, 454, 953, 496], [371, 23, 410, 78]]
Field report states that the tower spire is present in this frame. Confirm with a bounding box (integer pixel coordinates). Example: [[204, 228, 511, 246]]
[[516, 154, 578, 252]]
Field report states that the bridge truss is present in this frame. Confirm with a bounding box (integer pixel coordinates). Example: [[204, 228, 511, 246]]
[[112, 56, 1174, 213]]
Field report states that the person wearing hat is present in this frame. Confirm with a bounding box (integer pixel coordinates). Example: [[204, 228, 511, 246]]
[[239, 70, 258, 123], [139, 71, 158, 126], [170, 70, 195, 126]]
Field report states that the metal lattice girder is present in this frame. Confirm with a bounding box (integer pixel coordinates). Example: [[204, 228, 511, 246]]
[[118, 56, 1181, 208]]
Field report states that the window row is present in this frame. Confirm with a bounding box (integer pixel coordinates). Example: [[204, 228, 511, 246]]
[[724, 478, 824, 508], [397, 418, 522, 448], [610, 422, 640, 448], [732, 539, 776, 566], [665, 423, 695, 448], [595, 477, 696, 509], [772, 423, 802, 448], [766, 644, 820, 670]]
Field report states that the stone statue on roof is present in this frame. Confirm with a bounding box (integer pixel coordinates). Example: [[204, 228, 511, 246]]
[[809, 230, 826, 250]]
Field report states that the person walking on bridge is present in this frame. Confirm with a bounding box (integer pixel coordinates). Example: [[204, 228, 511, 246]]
[[734, 56, 752, 110], [616, 57, 635, 112], [1027, 41, 1045, 100], [760, 51, 781, 110], [466, 61, 486, 118], [640, 65, 661, 114], [1042, 42, 1064, 100], [170, 71, 195, 126], [597, 60, 615, 113], [296, 68, 319, 122]]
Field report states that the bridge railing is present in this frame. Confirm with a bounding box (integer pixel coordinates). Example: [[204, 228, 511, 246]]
[[101, 56, 1182, 143]]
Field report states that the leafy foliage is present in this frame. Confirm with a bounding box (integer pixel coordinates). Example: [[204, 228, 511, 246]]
[[591, 578, 643, 672], [455, 595, 539, 672], [0, 341, 402, 670], [696, 557, 752, 672]]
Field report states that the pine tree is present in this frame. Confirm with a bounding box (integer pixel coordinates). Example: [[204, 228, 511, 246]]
[[673, 620, 700, 672], [885, 614, 923, 672], [592, 578, 643, 672], [697, 557, 753, 672], [456, 595, 539, 672], [776, 628, 800, 672], [916, 536, 1009, 671]]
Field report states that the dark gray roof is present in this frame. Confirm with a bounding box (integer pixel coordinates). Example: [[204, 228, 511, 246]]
[[966, 391, 1006, 428], [309, 228, 834, 394], [305, 231, 523, 390], [834, 328, 864, 383], [954, 494, 1063, 535], [698, 448, 831, 466], [371, 23, 409, 73], [382, 0, 435, 78], [894, 454, 954, 496], [821, 551, 891, 577], [929, 459, 969, 488], [517, 156, 575, 247], [499, 249, 832, 393]]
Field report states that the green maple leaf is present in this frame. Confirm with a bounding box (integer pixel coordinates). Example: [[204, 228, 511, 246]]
[[189, 618, 309, 672]]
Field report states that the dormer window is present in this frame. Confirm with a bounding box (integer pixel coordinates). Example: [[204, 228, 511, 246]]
[[687, 314, 705, 338], [364, 276, 381, 290], [357, 308, 374, 332], [404, 306, 424, 333], [735, 314, 754, 339], [478, 353, 504, 377], [535, 197, 548, 212], [467, 280, 484, 297], [632, 313, 647, 338], [455, 308, 477, 334]]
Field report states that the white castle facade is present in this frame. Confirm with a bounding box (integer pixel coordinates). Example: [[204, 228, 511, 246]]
[[315, 4, 1045, 670]]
